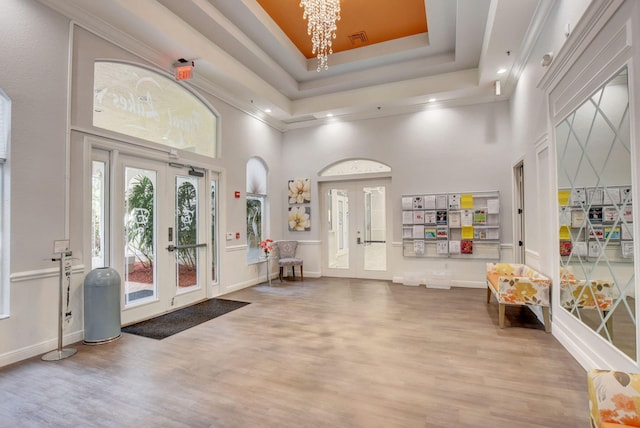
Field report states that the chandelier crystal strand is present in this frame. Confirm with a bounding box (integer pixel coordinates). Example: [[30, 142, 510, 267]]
[[300, 0, 341, 71]]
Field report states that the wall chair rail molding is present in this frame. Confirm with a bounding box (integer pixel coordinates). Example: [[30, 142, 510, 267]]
[[10, 265, 86, 283]]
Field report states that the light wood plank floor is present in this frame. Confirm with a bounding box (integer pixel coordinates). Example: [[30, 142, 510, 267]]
[[0, 278, 589, 427]]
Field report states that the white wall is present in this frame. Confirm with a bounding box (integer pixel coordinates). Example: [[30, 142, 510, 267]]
[[281, 101, 514, 284], [0, 0, 81, 366]]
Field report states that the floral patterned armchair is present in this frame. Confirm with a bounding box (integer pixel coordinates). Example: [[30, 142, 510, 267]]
[[588, 369, 640, 427], [274, 240, 303, 282], [485, 263, 551, 332]]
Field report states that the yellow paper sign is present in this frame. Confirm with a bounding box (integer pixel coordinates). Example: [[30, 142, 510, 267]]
[[558, 190, 570, 206], [461, 226, 474, 240], [460, 194, 474, 209]]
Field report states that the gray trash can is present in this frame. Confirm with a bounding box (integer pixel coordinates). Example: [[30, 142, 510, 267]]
[[83, 267, 122, 344]]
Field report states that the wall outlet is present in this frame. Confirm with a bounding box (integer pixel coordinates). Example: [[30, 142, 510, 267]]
[[226, 232, 233, 240]]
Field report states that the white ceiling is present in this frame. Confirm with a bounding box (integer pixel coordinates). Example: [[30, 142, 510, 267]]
[[37, 0, 551, 130]]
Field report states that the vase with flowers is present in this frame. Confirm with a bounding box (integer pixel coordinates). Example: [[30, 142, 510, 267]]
[[259, 238, 274, 258]]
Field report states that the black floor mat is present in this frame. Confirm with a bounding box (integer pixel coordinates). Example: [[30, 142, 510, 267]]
[[122, 298, 250, 340]]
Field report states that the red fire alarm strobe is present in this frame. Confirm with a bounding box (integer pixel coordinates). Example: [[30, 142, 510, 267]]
[[234, 191, 241, 198], [173, 59, 194, 81]]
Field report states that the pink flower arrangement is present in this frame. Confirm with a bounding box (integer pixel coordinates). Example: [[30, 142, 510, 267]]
[[259, 238, 274, 256]]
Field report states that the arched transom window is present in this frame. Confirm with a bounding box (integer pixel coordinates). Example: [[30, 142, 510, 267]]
[[93, 61, 218, 158]]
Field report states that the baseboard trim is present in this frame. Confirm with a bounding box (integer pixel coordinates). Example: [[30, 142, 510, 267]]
[[0, 330, 84, 368], [451, 280, 485, 289]]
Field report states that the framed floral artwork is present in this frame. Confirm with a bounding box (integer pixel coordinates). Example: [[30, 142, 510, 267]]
[[288, 206, 311, 231], [288, 178, 311, 204]]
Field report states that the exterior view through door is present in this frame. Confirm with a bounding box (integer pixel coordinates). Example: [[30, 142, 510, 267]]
[[92, 154, 211, 326]]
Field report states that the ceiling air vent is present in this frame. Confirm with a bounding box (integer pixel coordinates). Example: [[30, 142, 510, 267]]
[[282, 115, 318, 125], [348, 31, 368, 46]]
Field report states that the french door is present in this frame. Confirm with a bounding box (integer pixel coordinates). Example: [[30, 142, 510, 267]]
[[321, 179, 391, 279], [114, 156, 208, 324]]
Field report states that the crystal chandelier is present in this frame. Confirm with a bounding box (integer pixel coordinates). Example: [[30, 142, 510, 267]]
[[300, 0, 341, 71]]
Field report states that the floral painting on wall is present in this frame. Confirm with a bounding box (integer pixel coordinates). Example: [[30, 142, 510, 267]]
[[288, 178, 311, 204], [288, 206, 311, 231]]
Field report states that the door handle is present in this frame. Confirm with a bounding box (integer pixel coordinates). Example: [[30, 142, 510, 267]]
[[167, 243, 207, 252]]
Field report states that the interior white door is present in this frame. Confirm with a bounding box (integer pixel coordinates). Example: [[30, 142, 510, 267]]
[[321, 179, 390, 279], [116, 156, 208, 325]]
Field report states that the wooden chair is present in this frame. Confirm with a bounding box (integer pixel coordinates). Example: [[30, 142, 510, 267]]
[[274, 241, 303, 282]]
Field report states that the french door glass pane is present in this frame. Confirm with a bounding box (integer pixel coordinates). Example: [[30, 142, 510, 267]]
[[211, 179, 217, 282], [176, 176, 198, 289], [327, 188, 349, 269], [363, 186, 386, 271], [91, 161, 106, 270], [124, 167, 156, 304]]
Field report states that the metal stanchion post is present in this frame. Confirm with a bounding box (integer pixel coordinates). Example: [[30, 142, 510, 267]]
[[42, 250, 77, 361]]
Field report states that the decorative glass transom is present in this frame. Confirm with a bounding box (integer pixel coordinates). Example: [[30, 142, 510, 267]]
[[319, 159, 391, 177], [93, 61, 218, 158]]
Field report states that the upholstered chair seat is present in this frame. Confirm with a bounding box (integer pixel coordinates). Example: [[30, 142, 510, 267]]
[[274, 241, 303, 282]]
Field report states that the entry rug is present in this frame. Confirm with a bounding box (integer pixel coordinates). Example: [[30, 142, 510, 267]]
[[122, 298, 250, 340]]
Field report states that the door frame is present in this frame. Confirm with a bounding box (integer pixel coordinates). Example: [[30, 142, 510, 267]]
[[513, 160, 525, 264], [78, 134, 220, 324], [319, 177, 392, 279]]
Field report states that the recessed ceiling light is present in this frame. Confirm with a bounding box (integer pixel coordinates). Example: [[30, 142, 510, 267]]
[[265, 108, 271, 113], [428, 98, 436, 102], [326, 113, 333, 117], [497, 68, 507, 74]]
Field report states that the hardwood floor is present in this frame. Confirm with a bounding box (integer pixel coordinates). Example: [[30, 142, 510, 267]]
[[0, 278, 589, 427]]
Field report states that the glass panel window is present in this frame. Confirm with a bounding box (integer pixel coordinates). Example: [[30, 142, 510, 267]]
[[320, 159, 391, 177], [93, 61, 218, 158], [246, 157, 268, 263], [363, 186, 386, 271], [91, 161, 107, 269], [124, 168, 157, 304], [211, 179, 217, 283], [327, 188, 349, 269], [176, 176, 198, 289], [0, 89, 10, 316], [247, 195, 264, 262]]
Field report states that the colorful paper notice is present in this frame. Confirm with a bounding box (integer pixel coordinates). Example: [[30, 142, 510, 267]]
[[558, 190, 570, 206], [460, 194, 474, 209], [461, 226, 474, 240], [559, 225, 571, 241]]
